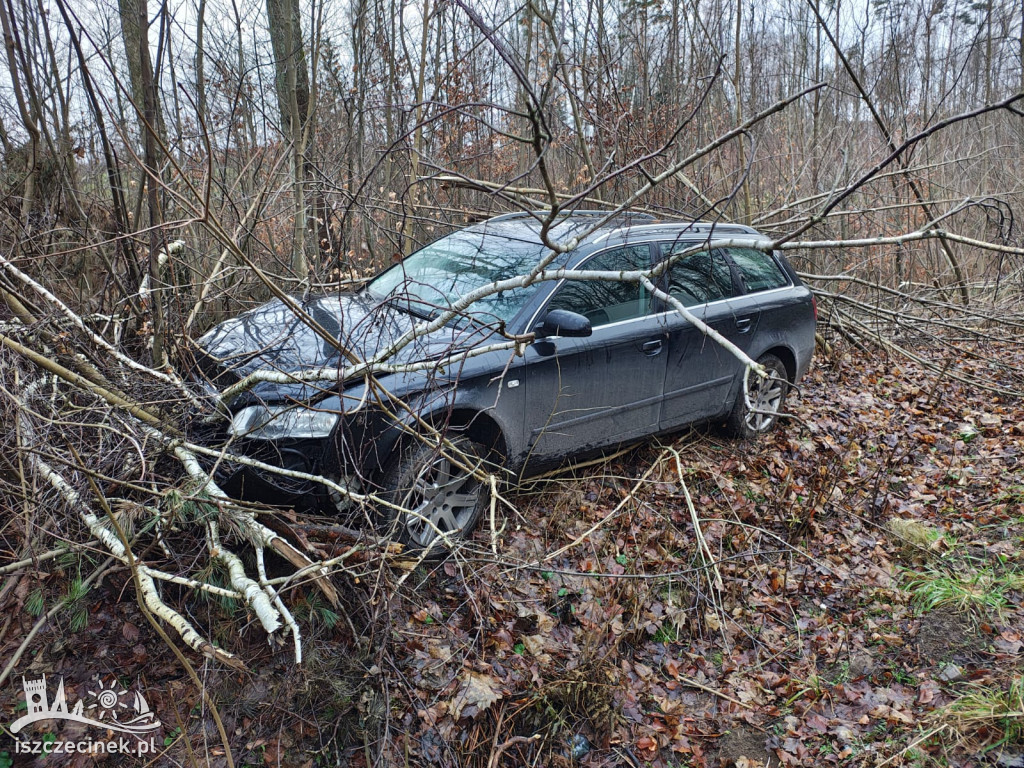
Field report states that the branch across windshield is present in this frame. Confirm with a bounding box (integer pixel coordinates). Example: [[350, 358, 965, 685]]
[[366, 229, 562, 324]]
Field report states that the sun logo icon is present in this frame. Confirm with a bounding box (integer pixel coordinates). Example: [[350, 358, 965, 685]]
[[86, 677, 127, 722]]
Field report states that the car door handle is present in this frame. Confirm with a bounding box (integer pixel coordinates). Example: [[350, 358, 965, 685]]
[[735, 317, 753, 333], [641, 339, 663, 356]]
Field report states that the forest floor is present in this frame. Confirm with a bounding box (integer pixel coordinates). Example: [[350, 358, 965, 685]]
[[3, 338, 1023, 768]]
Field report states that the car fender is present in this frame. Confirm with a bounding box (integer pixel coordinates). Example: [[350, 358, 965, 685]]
[[399, 382, 514, 457]]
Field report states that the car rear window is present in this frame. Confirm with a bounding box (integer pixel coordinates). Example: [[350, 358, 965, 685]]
[[727, 248, 789, 293], [663, 247, 735, 306]]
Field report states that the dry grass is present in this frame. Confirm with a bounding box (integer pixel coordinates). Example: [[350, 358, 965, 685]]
[[933, 675, 1024, 756]]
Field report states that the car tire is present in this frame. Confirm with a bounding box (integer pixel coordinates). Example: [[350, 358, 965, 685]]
[[378, 435, 488, 551], [725, 353, 790, 439]]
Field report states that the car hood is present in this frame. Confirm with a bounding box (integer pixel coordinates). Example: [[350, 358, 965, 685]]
[[194, 292, 501, 403]]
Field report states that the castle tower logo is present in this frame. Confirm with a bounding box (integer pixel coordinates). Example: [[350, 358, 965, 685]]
[[24, 676, 47, 716], [10, 675, 161, 736]]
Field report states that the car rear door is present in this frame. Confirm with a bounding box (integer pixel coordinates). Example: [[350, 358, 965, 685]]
[[721, 244, 802, 367], [656, 243, 756, 429], [522, 244, 667, 464]]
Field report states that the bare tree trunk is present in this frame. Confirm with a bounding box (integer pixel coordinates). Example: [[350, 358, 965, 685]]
[[34, 0, 82, 229], [117, 0, 167, 148], [0, 111, 9, 155], [734, 0, 751, 222], [401, 0, 432, 256], [195, 0, 207, 120], [266, 0, 311, 278], [537, 0, 597, 187], [984, 0, 993, 102], [810, 0, 822, 191], [0, 0, 40, 258], [54, 0, 141, 308], [351, 0, 367, 263], [136, 0, 167, 365]]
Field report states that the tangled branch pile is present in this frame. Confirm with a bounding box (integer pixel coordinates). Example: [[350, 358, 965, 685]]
[[0, 256, 360, 671]]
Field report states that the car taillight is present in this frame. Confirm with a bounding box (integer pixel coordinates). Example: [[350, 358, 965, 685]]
[[811, 293, 818, 321]]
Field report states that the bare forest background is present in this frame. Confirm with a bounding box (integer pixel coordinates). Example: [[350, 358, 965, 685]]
[[1, 0, 1023, 321], [2, 0, 1024, 765]]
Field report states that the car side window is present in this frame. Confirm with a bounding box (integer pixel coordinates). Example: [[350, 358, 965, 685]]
[[663, 246, 735, 307], [546, 245, 652, 326], [727, 247, 789, 293]]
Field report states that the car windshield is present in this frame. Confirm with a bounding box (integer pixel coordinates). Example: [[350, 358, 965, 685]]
[[367, 224, 574, 326]]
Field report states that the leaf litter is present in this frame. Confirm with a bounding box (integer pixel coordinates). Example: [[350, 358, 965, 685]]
[[4, 339, 1022, 767]]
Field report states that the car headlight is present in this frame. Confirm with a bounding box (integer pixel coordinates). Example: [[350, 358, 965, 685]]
[[229, 404, 339, 440]]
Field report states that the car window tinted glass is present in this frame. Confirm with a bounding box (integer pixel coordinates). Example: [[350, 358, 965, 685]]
[[367, 228, 563, 324], [728, 248, 789, 293], [664, 247, 734, 306], [546, 245, 652, 326]]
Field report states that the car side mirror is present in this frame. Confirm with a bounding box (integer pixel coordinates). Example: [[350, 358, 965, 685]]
[[535, 309, 592, 338]]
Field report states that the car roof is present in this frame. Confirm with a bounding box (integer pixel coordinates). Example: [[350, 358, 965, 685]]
[[466, 210, 765, 250]]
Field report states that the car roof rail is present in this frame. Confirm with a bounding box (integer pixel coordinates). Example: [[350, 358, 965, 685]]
[[484, 209, 658, 224], [591, 220, 762, 242]]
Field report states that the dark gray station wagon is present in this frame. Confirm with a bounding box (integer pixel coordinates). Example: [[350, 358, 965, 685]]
[[195, 211, 816, 548]]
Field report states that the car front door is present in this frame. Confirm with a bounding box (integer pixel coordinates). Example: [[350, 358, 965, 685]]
[[657, 244, 757, 429], [522, 244, 667, 465]]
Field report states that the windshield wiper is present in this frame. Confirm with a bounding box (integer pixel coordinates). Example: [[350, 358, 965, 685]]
[[385, 296, 437, 321]]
